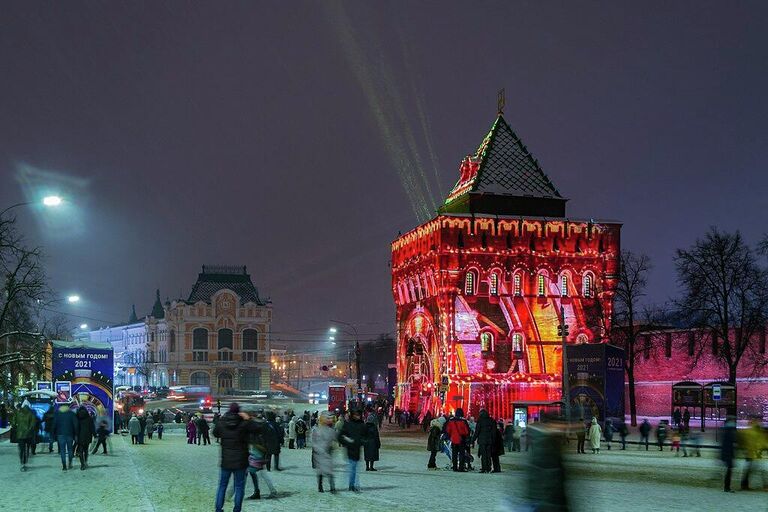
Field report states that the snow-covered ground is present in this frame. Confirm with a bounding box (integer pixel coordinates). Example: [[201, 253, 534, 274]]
[[0, 427, 765, 512]]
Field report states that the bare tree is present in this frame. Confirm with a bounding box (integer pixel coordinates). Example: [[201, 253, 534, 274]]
[[612, 250, 656, 426], [0, 215, 52, 397], [675, 228, 768, 414]]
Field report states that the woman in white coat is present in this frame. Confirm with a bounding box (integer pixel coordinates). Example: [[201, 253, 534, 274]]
[[288, 415, 297, 449], [588, 417, 602, 454]]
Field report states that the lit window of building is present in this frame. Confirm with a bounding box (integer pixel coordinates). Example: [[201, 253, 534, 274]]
[[583, 274, 592, 297], [561, 274, 568, 297], [480, 331, 493, 352], [489, 273, 499, 296], [514, 273, 522, 296], [465, 270, 476, 295], [537, 274, 545, 296]]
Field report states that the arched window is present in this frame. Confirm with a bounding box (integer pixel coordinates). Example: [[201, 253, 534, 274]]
[[512, 333, 524, 353], [218, 328, 233, 361], [242, 329, 259, 362], [560, 274, 569, 297], [190, 371, 210, 386], [480, 331, 493, 352], [489, 272, 499, 296], [537, 274, 546, 297], [464, 270, 477, 295], [583, 273, 593, 298], [193, 328, 208, 362], [169, 330, 176, 352], [513, 273, 522, 296]]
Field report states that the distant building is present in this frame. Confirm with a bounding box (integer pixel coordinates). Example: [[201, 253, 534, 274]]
[[88, 265, 272, 394]]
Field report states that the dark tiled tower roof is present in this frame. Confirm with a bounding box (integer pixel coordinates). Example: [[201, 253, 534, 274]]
[[128, 304, 138, 323], [151, 289, 165, 319], [187, 265, 267, 306], [439, 114, 567, 217]]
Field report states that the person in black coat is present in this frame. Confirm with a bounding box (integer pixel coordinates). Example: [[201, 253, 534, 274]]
[[363, 414, 381, 471], [198, 416, 211, 445], [264, 411, 282, 471], [138, 414, 147, 444], [339, 408, 367, 492], [213, 403, 257, 512], [472, 409, 496, 473], [491, 420, 505, 472], [75, 406, 95, 470], [720, 417, 737, 492]]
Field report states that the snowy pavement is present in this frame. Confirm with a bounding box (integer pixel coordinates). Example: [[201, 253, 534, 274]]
[[0, 430, 765, 512]]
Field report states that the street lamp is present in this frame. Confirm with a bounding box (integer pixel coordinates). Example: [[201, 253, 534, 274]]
[[1, 195, 64, 217], [331, 319, 361, 401], [67, 295, 81, 304], [79, 323, 88, 330]]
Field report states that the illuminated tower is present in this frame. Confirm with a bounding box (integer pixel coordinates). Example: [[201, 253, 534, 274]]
[[391, 111, 621, 420]]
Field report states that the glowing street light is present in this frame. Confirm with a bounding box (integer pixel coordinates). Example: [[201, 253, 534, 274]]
[[67, 295, 80, 303], [79, 323, 88, 330], [42, 195, 63, 207], [329, 327, 337, 334]]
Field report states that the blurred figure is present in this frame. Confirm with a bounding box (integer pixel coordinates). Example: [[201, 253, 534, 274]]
[[603, 419, 614, 450], [639, 418, 651, 450], [683, 407, 691, 429], [740, 417, 767, 490], [264, 411, 283, 471], [720, 416, 737, 492], [673, 408, 682, 429], [618, 422, 629, 450], [187, 416, 197, 444], [91, 420, 109, 455], [523, 416, 569, 511], [129, 413, 140, 444], [53, 402, 78, 470], [312, 411, 337, 493], [575, 418, 586, 454], [588, 417, 602, 454], [339, 407, 366, 492], [363, 413, 381, 471], [75, 405, 94, 470], [656, 421, 668, 451], [491, 419, 504, 472], [445, 408, 470, 471], [146, 414, 154, 441], [157, 421, 164, 440], [473, 409, 496, 473]]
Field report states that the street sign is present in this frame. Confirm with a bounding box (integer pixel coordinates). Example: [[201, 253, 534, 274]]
[[712, 384, 722, 401]]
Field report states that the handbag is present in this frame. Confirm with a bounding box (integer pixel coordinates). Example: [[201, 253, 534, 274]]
[[9, 426, 17, 444]]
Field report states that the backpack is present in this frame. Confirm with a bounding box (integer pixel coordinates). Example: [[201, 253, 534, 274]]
[[295, 420, 306, 435]]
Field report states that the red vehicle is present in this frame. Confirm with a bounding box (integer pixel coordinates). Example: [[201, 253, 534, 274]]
[[168, 386, 213, 411], [328, 385, 347, 412], [117, 391, 145, 415]]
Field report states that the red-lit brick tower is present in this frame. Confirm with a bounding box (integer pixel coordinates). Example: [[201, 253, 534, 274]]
[[391, 111, 621, 420]]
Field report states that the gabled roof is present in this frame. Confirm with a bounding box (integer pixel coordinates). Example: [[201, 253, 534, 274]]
[[440, 114, 566, 217], [187, 265, 268, 306]]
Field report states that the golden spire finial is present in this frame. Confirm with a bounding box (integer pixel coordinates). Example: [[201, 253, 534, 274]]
[[497, 88, 505, 114]]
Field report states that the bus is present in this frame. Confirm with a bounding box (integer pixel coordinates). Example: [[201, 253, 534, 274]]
[[116, 391, 145, 416], [168, 385, 213, 410]]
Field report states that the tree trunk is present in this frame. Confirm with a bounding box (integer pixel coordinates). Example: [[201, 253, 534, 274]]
[[728, 365, 738, 417], [627, 365, 637, 426]]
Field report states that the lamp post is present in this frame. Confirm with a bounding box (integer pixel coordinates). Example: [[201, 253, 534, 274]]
[[330, 319, 361, 402], [558, 305, 571, 423], [1, 196, 64, 217]]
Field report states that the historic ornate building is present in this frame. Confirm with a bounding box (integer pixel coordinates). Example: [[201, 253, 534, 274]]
[[391, 111, 621, 420], [89, 265, 272, 394]]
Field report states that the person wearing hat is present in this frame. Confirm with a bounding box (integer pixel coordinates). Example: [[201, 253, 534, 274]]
[[339, 407, 367, 492], [52, 401, 78, 470], [312, 411, 338, 493], [213, 403, 258, 512]]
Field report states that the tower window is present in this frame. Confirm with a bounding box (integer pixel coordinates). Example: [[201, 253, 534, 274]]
[[465, 270, 476, 295], [513, 274, 522, 296], [480, 332, 493, 352], [489, 273, 499, 296], [560, 275, 568, 297], [512, 333, 523, 353], [537, 274, 545, 297], [583, 274, 592, 298]]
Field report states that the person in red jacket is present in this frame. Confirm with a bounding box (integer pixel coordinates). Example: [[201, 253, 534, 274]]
[[445, 408, 470, 472]]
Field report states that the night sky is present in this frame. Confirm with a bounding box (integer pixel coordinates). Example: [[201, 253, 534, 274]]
[[2, 2, 767, 347]]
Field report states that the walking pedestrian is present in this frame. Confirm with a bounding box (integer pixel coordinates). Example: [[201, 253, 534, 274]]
[[146, 415, 154, 441], [92, 420, 109, 455], [295, 417, 307, 449], [639, 418, 651, 450], [199, 415, 211, 445], [75, 406, 95, 470], [43, 407, 55, 453], [656, 421, 668, 451], [512, 421, 523, 452], [138, 414, 146, 444], [618, 422, 629, 450], [740, 417, 766, 490], [672, 408, 682, 429], [11, 400, 36, 471], [313, 411, 337, 493], [720, 416, 737, 493], [603, 420, 614, 450], [339, 407, 367, 492], [363, 412, 381, 471], [264, 411, 283, 471], [213, 403, 256, 512], [128, 414, 141, 444], [287, 415, 297, 449], [246, 412, 277, 500], [53, 403, 78, 470], [683, 407, 691, 429], [576, 418, 586, 454], [491, 420, 504, 472], [588, 417, 602, 454], [157, 421, 164, 440]]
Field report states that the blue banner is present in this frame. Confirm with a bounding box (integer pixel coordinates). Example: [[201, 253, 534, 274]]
[[52, 341, 114, 420]]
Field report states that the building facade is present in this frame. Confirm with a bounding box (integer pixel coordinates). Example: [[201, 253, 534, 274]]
[[391, 112, 621, 420], [89, 265, 272, 394]]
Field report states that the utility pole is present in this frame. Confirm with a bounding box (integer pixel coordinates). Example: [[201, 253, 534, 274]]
[[355, 341, 362, 401], [557, 305, 571, 423]]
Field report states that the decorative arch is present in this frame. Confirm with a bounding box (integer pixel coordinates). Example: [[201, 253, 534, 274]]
[[190, 371, 210, 386]]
